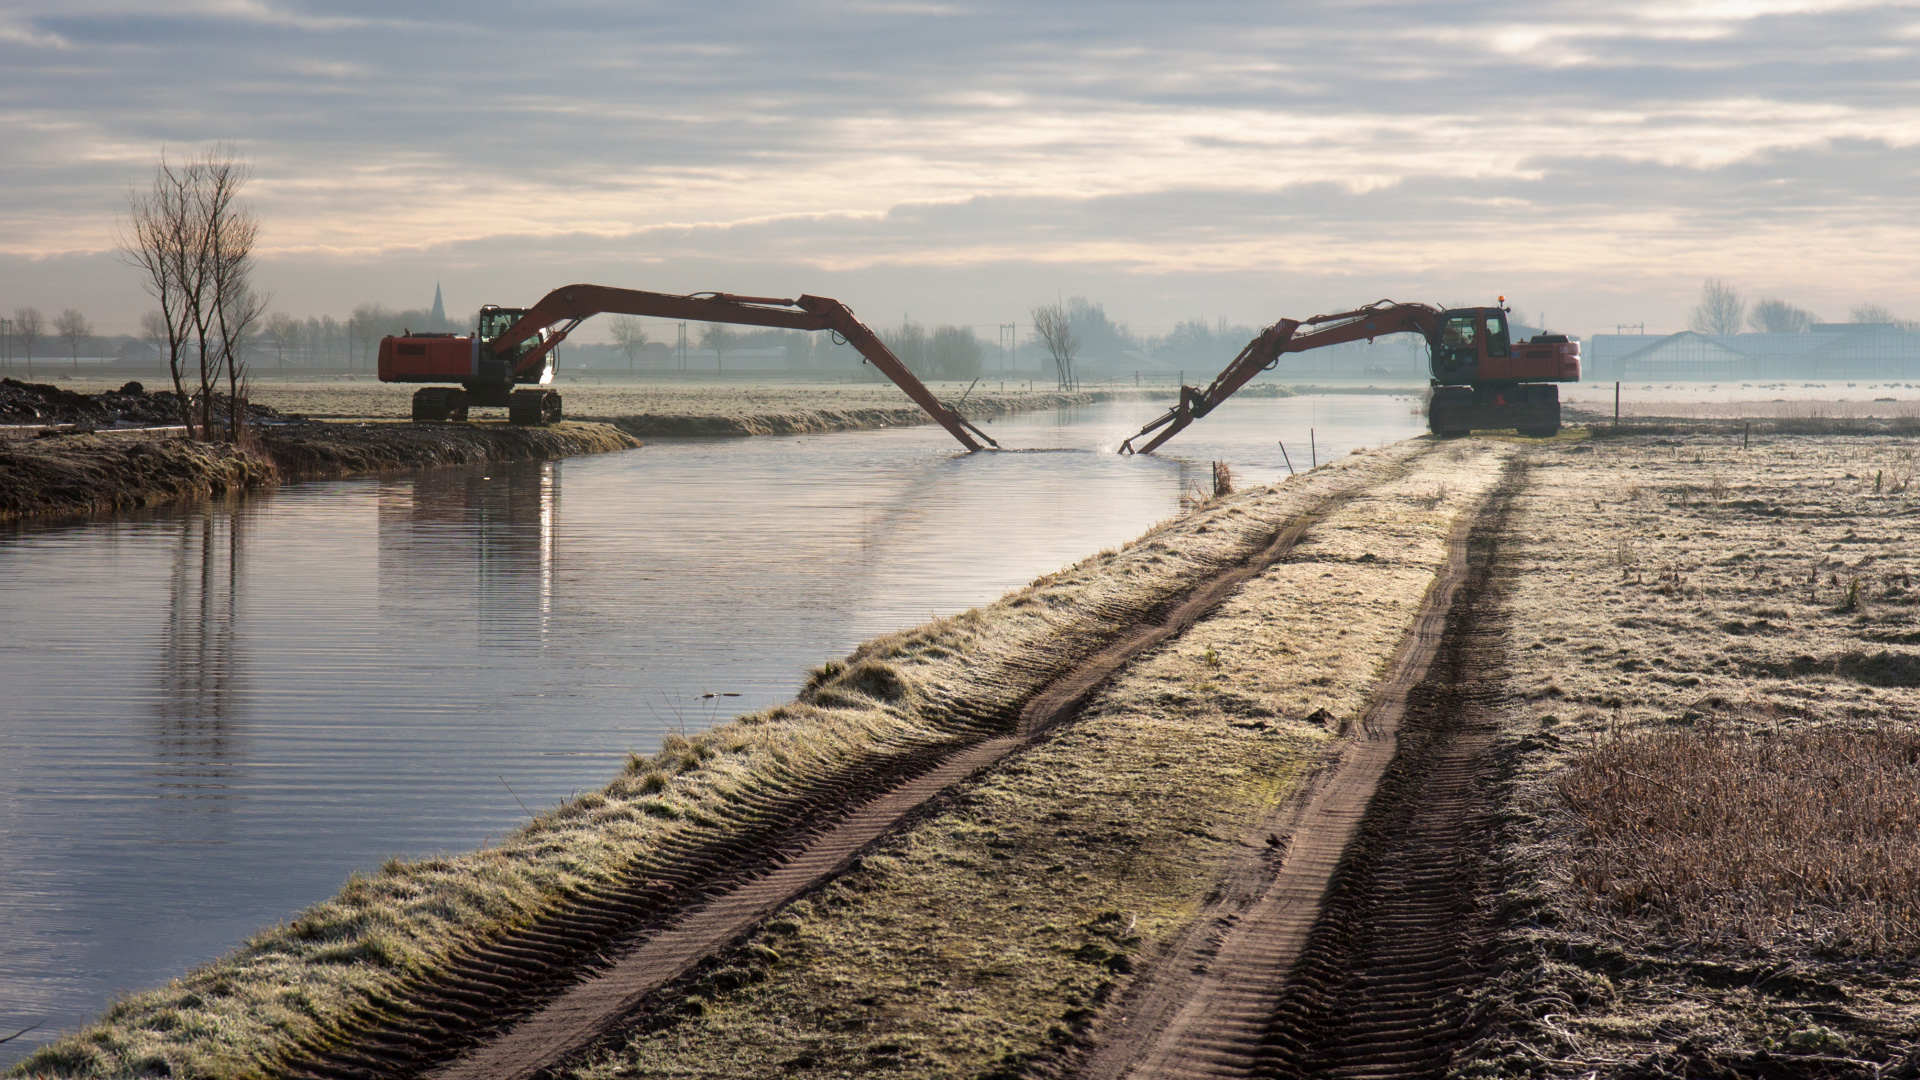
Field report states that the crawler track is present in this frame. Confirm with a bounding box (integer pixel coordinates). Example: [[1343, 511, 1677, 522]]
[[288, 460, 1421, 1080], [1075, 460, 1521, 1080]]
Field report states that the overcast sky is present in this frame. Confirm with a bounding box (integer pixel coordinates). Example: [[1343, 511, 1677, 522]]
[[2, 0, 1917, 341]]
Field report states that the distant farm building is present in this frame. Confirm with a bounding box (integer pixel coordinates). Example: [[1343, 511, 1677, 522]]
[[1586, 324, 1920, 381]]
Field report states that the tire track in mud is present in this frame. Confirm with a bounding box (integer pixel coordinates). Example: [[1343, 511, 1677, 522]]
[[290, 454, 1431, 1080], [1073, 459, 1522, 1080]]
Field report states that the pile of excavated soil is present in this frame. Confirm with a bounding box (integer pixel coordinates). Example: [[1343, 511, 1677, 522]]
[[1457, 433, 1920, 1079], [0, 377, 287, 428]]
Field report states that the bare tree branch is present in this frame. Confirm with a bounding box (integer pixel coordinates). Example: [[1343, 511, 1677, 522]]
[[1031, 302, 1079, 389], [55, 308, 91, 374], [12, 306, 43, 379], [1747, 298, 1817, 333], [610, 315, 651, 373], [1688, 278, 1745, 336]]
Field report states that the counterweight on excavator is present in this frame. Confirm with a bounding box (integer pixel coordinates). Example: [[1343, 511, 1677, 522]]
[[1117, 299, 1579, 454], [377, 285, 998, 451]]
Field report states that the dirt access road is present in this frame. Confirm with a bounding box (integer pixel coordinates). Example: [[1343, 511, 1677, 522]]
[[1071, 467, 1517, 1080]]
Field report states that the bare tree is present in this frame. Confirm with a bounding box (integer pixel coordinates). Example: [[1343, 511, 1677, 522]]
[[216, 285, 267, 440], [882, 320, 930, 378], [929, 325, 982, 380], [55, 309, 92, 373], [264, 311, 300, 377], [1850, 302, 1898, 325], [610, 315, 650, 374], [1031, 302, 1079, 389], [1748, 298, 1817, 334], [140, 309, 170, 362], [699, 323, 736, 371], [348, 304, 389, 371], [13, 306, 43, 379], [1688, 279, 1745, 335], [119, 153, 209, 433], [194, 151, 261, 440]]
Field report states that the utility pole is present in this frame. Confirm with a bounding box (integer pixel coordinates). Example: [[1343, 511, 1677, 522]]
[[677, 323, 687, 371], [999, 323, 1017, 371], [1615, 323, 1646, 335]]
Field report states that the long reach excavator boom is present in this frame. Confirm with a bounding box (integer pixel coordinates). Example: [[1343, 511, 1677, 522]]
[[378, 284, 998, 451], [1117, 299, 1579, 454]]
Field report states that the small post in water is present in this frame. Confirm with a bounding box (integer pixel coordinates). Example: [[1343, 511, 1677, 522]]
[[1615, 381, 1621, 429], [1278, 440, 1295, 475], [1310, 428, 1317, 469]]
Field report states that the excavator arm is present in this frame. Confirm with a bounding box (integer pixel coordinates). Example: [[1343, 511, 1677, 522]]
[[490, 284, 998, 452], [1118, 301, 1442, 455]]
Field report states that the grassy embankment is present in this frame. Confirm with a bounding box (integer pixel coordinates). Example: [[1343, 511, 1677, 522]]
[[1457, 433, 1920, 1078], [10, 439, 1429, 1080], [0, 423, 638, 524], [561, 441, 1513, 1079]]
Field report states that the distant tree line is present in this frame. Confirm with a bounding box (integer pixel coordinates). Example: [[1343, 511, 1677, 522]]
[[3, 305, 98, 378], [1689, 279, 1917, 335]]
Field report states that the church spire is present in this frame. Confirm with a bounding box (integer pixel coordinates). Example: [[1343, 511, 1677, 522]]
[[430, 282, 446, 326]]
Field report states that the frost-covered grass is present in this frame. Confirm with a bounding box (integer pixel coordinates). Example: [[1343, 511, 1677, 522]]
[[1457, 434, 1920, 1079]]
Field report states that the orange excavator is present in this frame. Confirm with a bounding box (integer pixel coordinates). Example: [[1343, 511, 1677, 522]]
[[377, 284, 998, 451], [1118, 299, 1580, 454]]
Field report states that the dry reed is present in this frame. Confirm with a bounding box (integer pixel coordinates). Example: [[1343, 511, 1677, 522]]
[[1559, 723, 1920, 955]]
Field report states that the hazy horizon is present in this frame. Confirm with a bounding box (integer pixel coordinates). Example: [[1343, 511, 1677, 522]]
[[2, 0, 1917, 344]]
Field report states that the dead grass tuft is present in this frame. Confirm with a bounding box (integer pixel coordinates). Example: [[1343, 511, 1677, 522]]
[[1559, 723, 1920, 955]]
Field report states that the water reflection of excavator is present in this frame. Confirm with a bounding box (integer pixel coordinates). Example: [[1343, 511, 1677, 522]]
[[1119, 299, 1581, 454], [377, 284, 998, 451]]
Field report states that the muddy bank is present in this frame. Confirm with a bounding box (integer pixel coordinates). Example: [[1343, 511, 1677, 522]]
[[2, 421, 638, 524], [9, 440, 1482, 1080], [258, 420, 636, 481], [0, 434, 276, 522]]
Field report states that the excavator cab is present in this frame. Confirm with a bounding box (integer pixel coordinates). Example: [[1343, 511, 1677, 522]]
[[475, 306, 555, 388], [1430, 308, 1513, 383]]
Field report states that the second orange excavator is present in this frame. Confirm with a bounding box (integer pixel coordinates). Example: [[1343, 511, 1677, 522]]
[[377, 284, 998, 451], [1119, 299, 1580, 454]]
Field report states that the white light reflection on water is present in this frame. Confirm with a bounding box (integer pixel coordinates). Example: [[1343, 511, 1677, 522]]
[[0, 394, 1424, 1063]]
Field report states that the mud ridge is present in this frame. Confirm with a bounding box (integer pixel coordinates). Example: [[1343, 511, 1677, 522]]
[[283, 461, 1413, 1080], [1070, 459, 1523, 1080]]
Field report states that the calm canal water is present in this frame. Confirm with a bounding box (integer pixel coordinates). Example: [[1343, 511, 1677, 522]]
[[0, 394, 1423, 1062]]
